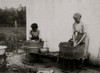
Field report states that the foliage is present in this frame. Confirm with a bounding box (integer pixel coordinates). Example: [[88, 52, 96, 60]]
[[0, 27, 26, 52], [0, 5, 26, 27]]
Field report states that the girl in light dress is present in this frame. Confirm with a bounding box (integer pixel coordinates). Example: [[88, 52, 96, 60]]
[[72, 13, 89, 57]]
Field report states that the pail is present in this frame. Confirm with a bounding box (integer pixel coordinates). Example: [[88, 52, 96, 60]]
[[0, 46, 7, 55], [40, 47, 49, 54], [27, 46, 40, 53]]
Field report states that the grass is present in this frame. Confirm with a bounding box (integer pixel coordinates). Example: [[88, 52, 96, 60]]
[[0, 27, 26, 33]]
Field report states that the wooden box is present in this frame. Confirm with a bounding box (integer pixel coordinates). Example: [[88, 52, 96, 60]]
[[24, 41, 44, 53], [59, 42, 85, 59]]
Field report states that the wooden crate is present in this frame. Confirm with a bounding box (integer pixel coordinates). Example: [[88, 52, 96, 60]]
[[59, 42, 85, 59], [24, 41, 44, 53], [24, 40, 44, 48]]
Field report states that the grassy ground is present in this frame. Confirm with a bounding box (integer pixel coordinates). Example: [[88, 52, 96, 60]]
[[0, 27, 26, 33]]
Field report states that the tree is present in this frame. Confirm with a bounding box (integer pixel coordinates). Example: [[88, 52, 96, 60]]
[[0, 5, 26, 27]]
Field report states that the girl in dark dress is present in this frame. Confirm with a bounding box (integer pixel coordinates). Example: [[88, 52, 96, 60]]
[[30, 23, 40, 40], [29, 23, 40, 63]]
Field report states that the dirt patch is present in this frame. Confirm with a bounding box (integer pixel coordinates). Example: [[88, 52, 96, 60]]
[[4, 52, 100, 73], [6, 52, 63, 73]]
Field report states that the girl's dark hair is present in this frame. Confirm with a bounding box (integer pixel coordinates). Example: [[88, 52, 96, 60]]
[[31, 23, 38, 28]]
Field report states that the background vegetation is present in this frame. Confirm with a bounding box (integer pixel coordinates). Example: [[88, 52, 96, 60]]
[[0, 5, 26, 52], [0, 27, 26, 52], [0, 5, 26, 27]]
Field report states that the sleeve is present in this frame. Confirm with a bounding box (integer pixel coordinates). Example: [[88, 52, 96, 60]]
[[30, 30, 32, 37], [82, 23, 87, 33], [73, 24, 75, 33], [72, 24, 76, 42], [38, 30, 40, 36], [37, 29, 40, 38]]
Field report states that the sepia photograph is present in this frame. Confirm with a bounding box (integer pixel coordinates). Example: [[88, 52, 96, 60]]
[[0, 0, 100, 73]]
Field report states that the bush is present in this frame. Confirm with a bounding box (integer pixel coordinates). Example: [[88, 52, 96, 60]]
[[0, 30, 26, 52], [0, 33, 6, 41]]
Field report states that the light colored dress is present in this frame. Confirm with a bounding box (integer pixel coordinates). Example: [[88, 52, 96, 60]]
[[73, 22, 86, 43], [73, 22, 89, 56]]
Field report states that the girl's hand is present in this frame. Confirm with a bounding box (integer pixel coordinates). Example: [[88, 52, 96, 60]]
[[73, 42, 77, 47]]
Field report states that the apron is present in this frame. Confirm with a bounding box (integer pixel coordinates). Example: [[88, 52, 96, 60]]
[[75, 33, 85, 45]]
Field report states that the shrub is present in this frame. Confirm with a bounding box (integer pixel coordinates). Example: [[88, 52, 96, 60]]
[[0, 33, 6, 41], [0, 29, 26, 52]]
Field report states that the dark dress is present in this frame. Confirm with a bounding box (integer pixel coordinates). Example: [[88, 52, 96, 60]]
[[30, 30, 39, 40], [75, 33, 85, 45]]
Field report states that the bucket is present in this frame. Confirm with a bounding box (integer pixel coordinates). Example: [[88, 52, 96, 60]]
[[0, 46, 7, 55], [40, 47, 49, 54], [59, 42, 85, 58], [27, 46, 40, 53]]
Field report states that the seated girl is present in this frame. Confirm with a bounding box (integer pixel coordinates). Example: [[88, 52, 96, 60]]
[[30, 23, 40, 41]]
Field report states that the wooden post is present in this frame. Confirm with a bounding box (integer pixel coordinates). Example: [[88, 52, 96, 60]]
[[15, 21, 18, 53]]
